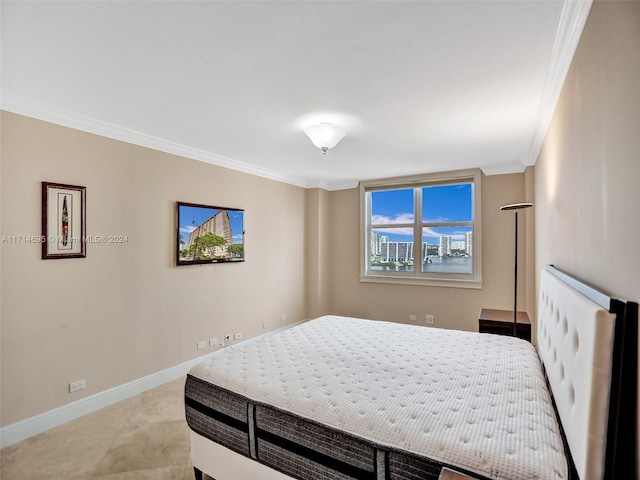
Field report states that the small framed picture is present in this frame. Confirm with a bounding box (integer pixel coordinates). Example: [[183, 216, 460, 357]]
[[42, 182, 86, 259]]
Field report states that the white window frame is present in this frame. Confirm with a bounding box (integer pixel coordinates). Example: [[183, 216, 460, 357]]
[[360, 169, 482, 289]]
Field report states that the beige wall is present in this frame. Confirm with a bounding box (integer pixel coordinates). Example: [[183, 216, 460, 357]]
[[305, 188, 331, 319], [0, 112, 306, 426], [534, 0, 640, 466], [327, 172, 534, 332]]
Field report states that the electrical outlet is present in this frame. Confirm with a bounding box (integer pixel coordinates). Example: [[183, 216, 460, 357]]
[[409, 314, 417, 321], [209, 337, 218, 347], [69, 379, 86, 393], [197, 341, 206, 350], [425, 314, 435, 325], [262, 321, 269, 329], [234, 332, 242, 341], [281, 314, 287, 323]]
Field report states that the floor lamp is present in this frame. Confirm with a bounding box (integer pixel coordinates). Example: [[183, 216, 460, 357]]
[[500, 202, 533, 337]]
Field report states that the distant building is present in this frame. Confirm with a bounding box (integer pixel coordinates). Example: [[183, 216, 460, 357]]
[[451, 241, 465, 251], [438, 236, 451, 257], [380, 241, 413, 263], [187, 210, 231, 258], [465, 231, 473, 256], [371, 231, 381, 257], [374, 235, 414, 263]]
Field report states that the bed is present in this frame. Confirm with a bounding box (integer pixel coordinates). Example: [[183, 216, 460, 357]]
[[184, 266, 637, 480]]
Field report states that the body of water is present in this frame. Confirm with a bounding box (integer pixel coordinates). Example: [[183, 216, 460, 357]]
[[372, 256, 472, 274]]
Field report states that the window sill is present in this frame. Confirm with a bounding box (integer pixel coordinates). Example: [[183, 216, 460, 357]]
[[360, 274, 482, 289]]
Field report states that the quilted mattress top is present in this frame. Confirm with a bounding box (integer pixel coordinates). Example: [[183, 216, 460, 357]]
[[189, 315, 567, 480]]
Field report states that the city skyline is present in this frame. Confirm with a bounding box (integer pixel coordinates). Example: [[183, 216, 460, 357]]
[[371, 231, 472, 261]]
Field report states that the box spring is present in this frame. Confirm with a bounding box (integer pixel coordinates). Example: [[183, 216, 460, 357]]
[[185, 374, 483, 480]]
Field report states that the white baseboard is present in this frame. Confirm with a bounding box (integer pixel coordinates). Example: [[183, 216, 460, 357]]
[[0, 321, 303, 449], [0, 352, 211, 449]]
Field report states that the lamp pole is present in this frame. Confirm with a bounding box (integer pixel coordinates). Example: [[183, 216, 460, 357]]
[[499, 203, 533, 337]]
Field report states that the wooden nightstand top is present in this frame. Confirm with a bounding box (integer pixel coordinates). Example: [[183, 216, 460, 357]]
[[478, 308, 532, 342], [478, 308, 530, 324]]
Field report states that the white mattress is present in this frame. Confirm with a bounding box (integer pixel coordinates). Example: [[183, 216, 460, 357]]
[[189, 315, 568, 480]]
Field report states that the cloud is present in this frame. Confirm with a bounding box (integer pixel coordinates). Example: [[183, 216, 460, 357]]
[[372, 213, 470, 241], [422, 227, 441, 238], [369, 213, 413, 236], [374, 227, 413, 237], [373, 213, 458, 225], [371, 213, 414, 224], [423, 216, 451, 223], [450, 232, 468, 241]]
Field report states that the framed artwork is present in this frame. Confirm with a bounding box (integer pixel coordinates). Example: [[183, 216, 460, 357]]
[[176, 202, 245, 266], [42, 182, 86, 259]]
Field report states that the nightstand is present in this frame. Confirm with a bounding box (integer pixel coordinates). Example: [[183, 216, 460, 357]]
[[478, 308, 531, 342], [439, 467, 481, 480]]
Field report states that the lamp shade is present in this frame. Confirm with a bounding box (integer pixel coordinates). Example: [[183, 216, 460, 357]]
[[304, 123, 346, 153], [500, 202, 533, 211]]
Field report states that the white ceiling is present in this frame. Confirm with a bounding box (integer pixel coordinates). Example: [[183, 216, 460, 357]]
[[1, 1, 592, 190]]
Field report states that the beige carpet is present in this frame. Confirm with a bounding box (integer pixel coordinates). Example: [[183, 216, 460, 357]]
[[0, 377, 210, 479]]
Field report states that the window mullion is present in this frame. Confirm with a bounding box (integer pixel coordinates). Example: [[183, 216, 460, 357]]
[[414, 187, 422, 276], [369, 223, 415, 229], [422, 222, 473, 228], [365, 191, 373, 274]]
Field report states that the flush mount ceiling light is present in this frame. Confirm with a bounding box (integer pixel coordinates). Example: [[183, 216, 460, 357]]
[[304, 123, 346, 154]]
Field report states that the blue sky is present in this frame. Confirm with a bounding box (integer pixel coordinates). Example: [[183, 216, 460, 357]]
[[178, 205, 244, 245], [371, 184, 472, 243]]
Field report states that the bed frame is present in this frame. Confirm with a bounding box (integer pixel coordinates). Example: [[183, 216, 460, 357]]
[[186, 265, 637, 480]]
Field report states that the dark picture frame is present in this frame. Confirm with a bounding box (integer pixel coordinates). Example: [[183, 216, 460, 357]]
[[42, 182, 86, 259], [176, 201, 245, 266]]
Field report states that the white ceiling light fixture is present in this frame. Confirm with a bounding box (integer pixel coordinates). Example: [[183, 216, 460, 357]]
[[304, 123, 346, 154]]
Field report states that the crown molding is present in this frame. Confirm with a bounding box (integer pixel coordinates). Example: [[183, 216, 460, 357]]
[[1, 94, 311, 189], [480, 164, 528, 176], [0, 90, 564, 191], [525, 0, 593, 166]]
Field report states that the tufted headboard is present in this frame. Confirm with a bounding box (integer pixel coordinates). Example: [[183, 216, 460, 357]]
[[537, 265, 637, 480]]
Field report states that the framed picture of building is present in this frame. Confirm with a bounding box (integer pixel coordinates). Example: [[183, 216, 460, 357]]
[[42, 182, 86, 259], [176, 202, 245, 266]]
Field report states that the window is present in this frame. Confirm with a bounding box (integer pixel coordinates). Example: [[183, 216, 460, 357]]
[[360, 169, 482, 288]]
